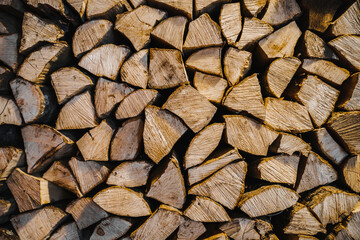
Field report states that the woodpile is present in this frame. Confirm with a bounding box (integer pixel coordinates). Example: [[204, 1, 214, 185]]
[[1, 0, 360, 239]]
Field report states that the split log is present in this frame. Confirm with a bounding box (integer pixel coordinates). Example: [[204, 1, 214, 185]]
[[337, 72, 360, 111], [176, 219, 206, 240], [329, 1, 360, 36], [76, 120, 115, 161], [219, 2, 241, 45], [343, 201, 360, 239], [147, 0, 192, 19], [0, 147, 24, 180], [328, 35, 360, 71], [326, 224, 353, 240], [203, 233, 229, 240], [242, 0, 267, 16], [114, 6, 166, 51], [342, 155, 360, 193], [90, 217, 132, 240], [270, 133, 311, 157], [186, 47, 223, 77], [107, 160, 153, 187], [220, 218, 261, 240], [223, 48, 252, 86], [93, 186, 151, 217], [193, 72, 227, 104], [66, 0, 87, 19], [0, 33, 18, 70], [194, 0, 230, 17], [301, 31, 338, 61], [127, 0, 144, 8], [256, 219, 274, 237], [22, 0, 67, 18], [0, 65, 12, 93], [261, 0, 301, 26], [120, 49, 148, 89], [224, 115, 279, 156], [86, 0, 125, 20], [0, 97, 22, 126], [49, 222, 80, 240]]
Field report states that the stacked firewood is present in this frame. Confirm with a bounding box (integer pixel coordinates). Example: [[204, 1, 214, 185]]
[[1, 0, 360, 239]]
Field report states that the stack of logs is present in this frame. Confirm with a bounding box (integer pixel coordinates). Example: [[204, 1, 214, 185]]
[[1, 0, 360, 239]]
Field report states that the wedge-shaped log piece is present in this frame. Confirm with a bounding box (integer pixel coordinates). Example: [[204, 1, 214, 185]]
[[327, 224, 353, 240], [189, 161, 247, 209], [220, 218, 261, 240], [265, 57, 301, 98], [131, 205, 182, 240], [0, 33, 18, 70], [203, 233, 229, 240], [43, 161, 82, 197], [23, 0, 66, 16], [20, 12, 64, 53], [188, 148, 241, 186], [120, 49, 148, 88], [184, 196, 230, 222], [186, 47, 222, 77], [242, 0, 266, 16], [338, 73, 360, 111], [176, 219, 206, 240], [148, 48, 189, 89], [223, 48, 252, 86], [110, 117, 143, 161], [344, 201, 360, 239], [238, 185, 299, 218], [302, 31, 338, 60], [17, 42, 69, 83], [73, 19, 113, 58], [50, 222, 80, 240], [11, 206, 66, 240], [93, 186, 151, 217], [147, 0, 192, 19], [144, 106, 187, 163], [107, 160, 153, 187], [193, 72, 227, 104], [147, 155, 186, 209], [270, 133, 311, 157], [220, 2, 241, 45], [284, 203, 326, 235], [194, 0, 230, 16], [0, 97, 22, 126], [163, 85, 217, 133], [327, 111, 360, 154], [77, 120, 114, 161], [66, 0, 86, 18], [183, 13, 223, 50], [235, 17, 273, 50], [152, 16, 187, 51], [264, 98, 313, 133], [225, 115, 279, 155], [7, 168, 70, 212], [223, 74, 265, 120], [330, 1, 360, 36], [114, 6, 166, 51], [79, 44, 130, 81], [51, 67, 93, 105], [329, 35, 360, 71], [86, 0, 124, 20], [69, 157, 110, 194], [342, 155, 360, 193], [0, 147, 24, 180], [90, 217, 131, 240], [56, 90, 98, 130], [22, 124, 74, 173], [115, 89, 158, 120], [261, 0, 301, 26]]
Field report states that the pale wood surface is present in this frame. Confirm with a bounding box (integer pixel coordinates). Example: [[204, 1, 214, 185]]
[[220, 218, 261, 240], [329, 35, 360, 71], [342, 155, 360, 193], [302, 30, 338, 60], [176, 219, 206, 240], [330, 1, 360, 36], [90, 217, 132, 240], [338, 73, 360, 111], [0, 33, 18, 70], [261, 0, 301, 26], [0, 96, 22, 126], [223, 48, 252, 85], [219, 2, 241, 45], [49, 222, 80, 240], [120, 49, 148, 89], [193, 72, 227, 104], [0, 147, 24, 180], [186, 47, 223, 77]]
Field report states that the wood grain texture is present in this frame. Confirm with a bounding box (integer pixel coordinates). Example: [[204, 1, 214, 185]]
[[0, 96, 22, 126], [219, 2, 241, 45], [302, 30, 338, 61], [342, 155, 360, 193], [120, 49, 148, 88], [0, 147, 24, 180], [261, 0, 301, 26], [242, 0, 267, 16], [338, 73, 360, 111], [220, 218, 261, 240], [270, 133, 311, 157], [147, 0, 192, 19], [176, 219, 206, 240], [223, 48, 252, 85], [193, 72, 227, 104], [49, 222, 80, 240], [86, 0, 124, 20], [90, 217, 132, 240], [0, 33, 18, 70], [186, 47, 223, 77], [329, 35, 360, 71], [329, 1, 360, 36]]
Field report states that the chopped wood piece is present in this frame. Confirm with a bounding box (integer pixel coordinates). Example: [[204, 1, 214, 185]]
[[77, 120, 115, 161], [235, 17, 273, 50], [115, 89, 158, 120], [183, 13, 223, 50], [128, 0, 144, 8], [90, 217, 132, 240], [184, 123, 224, 169], [11, 206, 66, 240], [79, 44, 130, 81], [194, 0, 230, 16], [22, 124, 74, 173], [284, 203, 326, 235], [264, 98, 313, 133], [51, 67, 93, 105], [223, 74, 265, 120], [327, 111, 360, 154], [327, 224, 353, 240], [193, 72, 227, 104], [238, 185, 299, 218], [257, 21, 302, 62], [147, 0, 192, 19], [72, 19, 113, 58], [242, 0, 267, 16], [50, 222, 80, 240], [255, 219, 273, 237], [302, 31, 338, 61], [151, 16, 187, 51], [7, 168, 70, 212], [186, 47, 222, 77], [0, 97, 22, 126], [147, 154, 186, 208], [0, 33, 18, 70], [0, 147, 24, 180], [184, 196, 230, 222], [56, 90, 98, 130], [342, 155, 360, 193], [69, 157, 110, 194], [220, 218, 260, 240], [223, 48, 252, 86], [93, 186, 151, 217], [19, 12, 64, 53], [203, 233, 229, 240], [131, 205, 182, 240], [338, 73, 360, 111], [86, 0, 124, 20], [143, 106, 187, 164], [329, 35, 360, 71], [188, 148, 241, 186], [313, 128, 348, 165], [0, 65, 12, 93], [264, 57, 301, 98], [219, 2, 241, 45], [330, 1, 360, 36], [270, 133, 311, 157], [95, 78, 134, 119], [148, 48, 189, 89], [344, 201, 360, 239], [261, 0, 301, 26], [23, 0, 66, 17], [43, 161, 83, 197], [66, 197, 109, 230], [110, 117, 144, 161], [115, 6, 166, 51], [225, 115, 279, 156], [107, 160, 153, 187], [189, 161, 247, 209], [176, 219, 206, 240], [66, 0, 87, 18], [120, 49, 148, 88], [163, 85, 217, 133]]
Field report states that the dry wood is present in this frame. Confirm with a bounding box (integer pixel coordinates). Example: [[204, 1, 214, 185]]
[[338, 72, 360, 111], [22, 124, 74, 173], [256, 219, 273, 237], [186, 47, 223, 77], [342, 155, 360, 193], [343, 201, 360, 239], [326, 224, 353, 240], [176, 219, 206, 240], [225, 115, 279, 156], [301, 31, 338, 61], [194, 0, 230, 17], [93, 186, 151, 217], [183, 13, 223, 51], [203, 233, 229, 240], [0, 97, 22, 126], [264, 57, 301, 98], [261, 0, 301, 26], [242, 0, 266, 16], [49, 222, 80, 240], [219, 2, 241, 45], [329, 1, 360, 36], [0, 33, 18, 70], [193, 72, 227, 104], [0, 65, 12, 93], [120, 49, 148, 88], [86, 0, 124, 20], [148, 48, 189, 89], [69, 157, 110, 194], [0, 147, 24, 180], [114, 6, 166, 51], [90, 217, 132, 240], [223, 48, 252, 86], [110, 117, 143, 161], [328, 35, 360, 71], [66, 0, 87, 18], [147, 0, 192, 19], [23, 0, 66, 17], [220, 218, 261, 240]]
